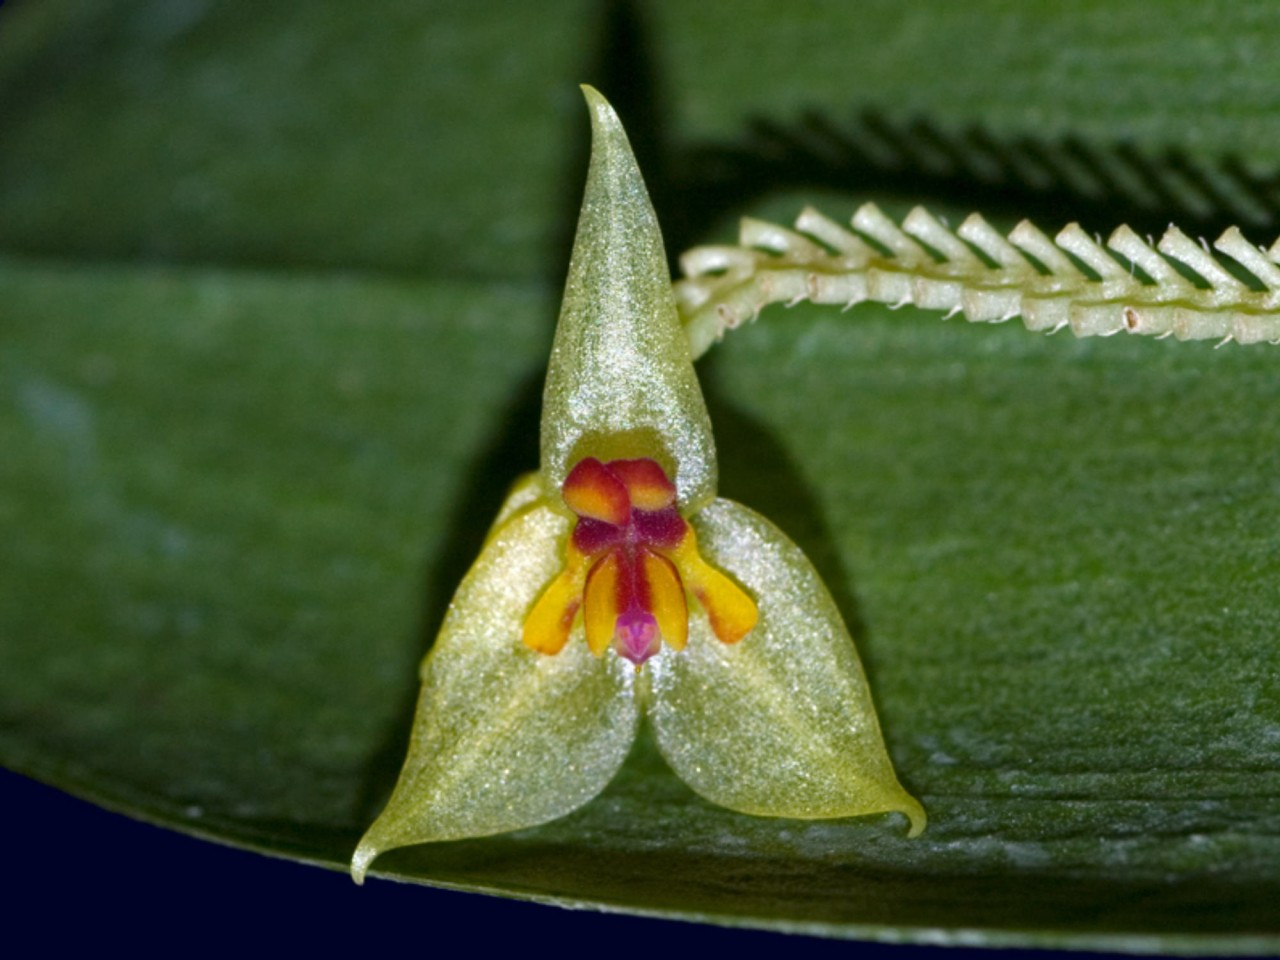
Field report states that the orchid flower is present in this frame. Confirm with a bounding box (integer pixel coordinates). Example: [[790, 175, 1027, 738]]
[[350, 87, 924, 883]]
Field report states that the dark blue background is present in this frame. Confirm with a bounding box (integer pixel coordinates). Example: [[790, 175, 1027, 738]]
[[4, 766, 1072, 957]]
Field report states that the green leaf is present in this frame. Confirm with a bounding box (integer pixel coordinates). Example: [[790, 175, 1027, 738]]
[[4, 0, 1280, 952]]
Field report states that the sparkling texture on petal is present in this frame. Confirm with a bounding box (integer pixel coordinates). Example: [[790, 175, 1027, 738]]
[[646, 499, 926, 836], [489, 472, 549, 529], [351, 495, 640, 883], [540, 86, 717, 511]]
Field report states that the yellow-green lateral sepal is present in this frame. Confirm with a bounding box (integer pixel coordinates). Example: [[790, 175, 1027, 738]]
[[645, 499, 925, 836], [351, 494, 639, 883], [540, 86, 717, 512]]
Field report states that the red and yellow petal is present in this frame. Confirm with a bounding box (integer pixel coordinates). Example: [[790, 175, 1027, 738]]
[[608, 458, 676, 512], [582, 547, 687, 665], [562, 457, 630, 526]]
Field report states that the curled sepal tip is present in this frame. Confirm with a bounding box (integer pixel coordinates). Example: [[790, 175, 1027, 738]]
[[351, 489, 639, 884], [540, 85, 717, 512], [645, 500, 926, 836]]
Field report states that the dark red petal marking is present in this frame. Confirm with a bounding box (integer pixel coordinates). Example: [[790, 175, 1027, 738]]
[[631, 507, 687, 550]]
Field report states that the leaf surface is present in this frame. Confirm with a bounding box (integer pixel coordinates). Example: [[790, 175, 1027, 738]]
[[3, 0, 1280, 951]]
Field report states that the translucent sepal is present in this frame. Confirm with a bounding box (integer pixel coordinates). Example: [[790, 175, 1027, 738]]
[[540, 86, 717, 511], [351, 493, 640, 883], [645, 499, 925, 836]]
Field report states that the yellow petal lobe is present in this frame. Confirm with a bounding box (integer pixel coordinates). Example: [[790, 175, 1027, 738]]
[[667, 527, 758, 645], [522, 543, 590, 655], [583, 552, 621, 657], [642, 549, 688, 650]]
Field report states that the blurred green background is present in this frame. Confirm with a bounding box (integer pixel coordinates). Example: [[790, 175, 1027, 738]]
[[3, 1, 1280, 950]]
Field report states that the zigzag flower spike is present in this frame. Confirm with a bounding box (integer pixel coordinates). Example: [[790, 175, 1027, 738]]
[[351, 87, 924, 883], [675, 204, 1280, 358]]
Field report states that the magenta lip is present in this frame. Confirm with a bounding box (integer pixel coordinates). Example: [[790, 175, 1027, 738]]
[[614, 610, 660, 665]]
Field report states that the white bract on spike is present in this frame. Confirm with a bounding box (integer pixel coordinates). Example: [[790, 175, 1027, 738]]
[[675, 199, 1280, 358]]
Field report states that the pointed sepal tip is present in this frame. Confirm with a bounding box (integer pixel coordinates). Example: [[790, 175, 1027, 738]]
[[540, 86, 717, 512]]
